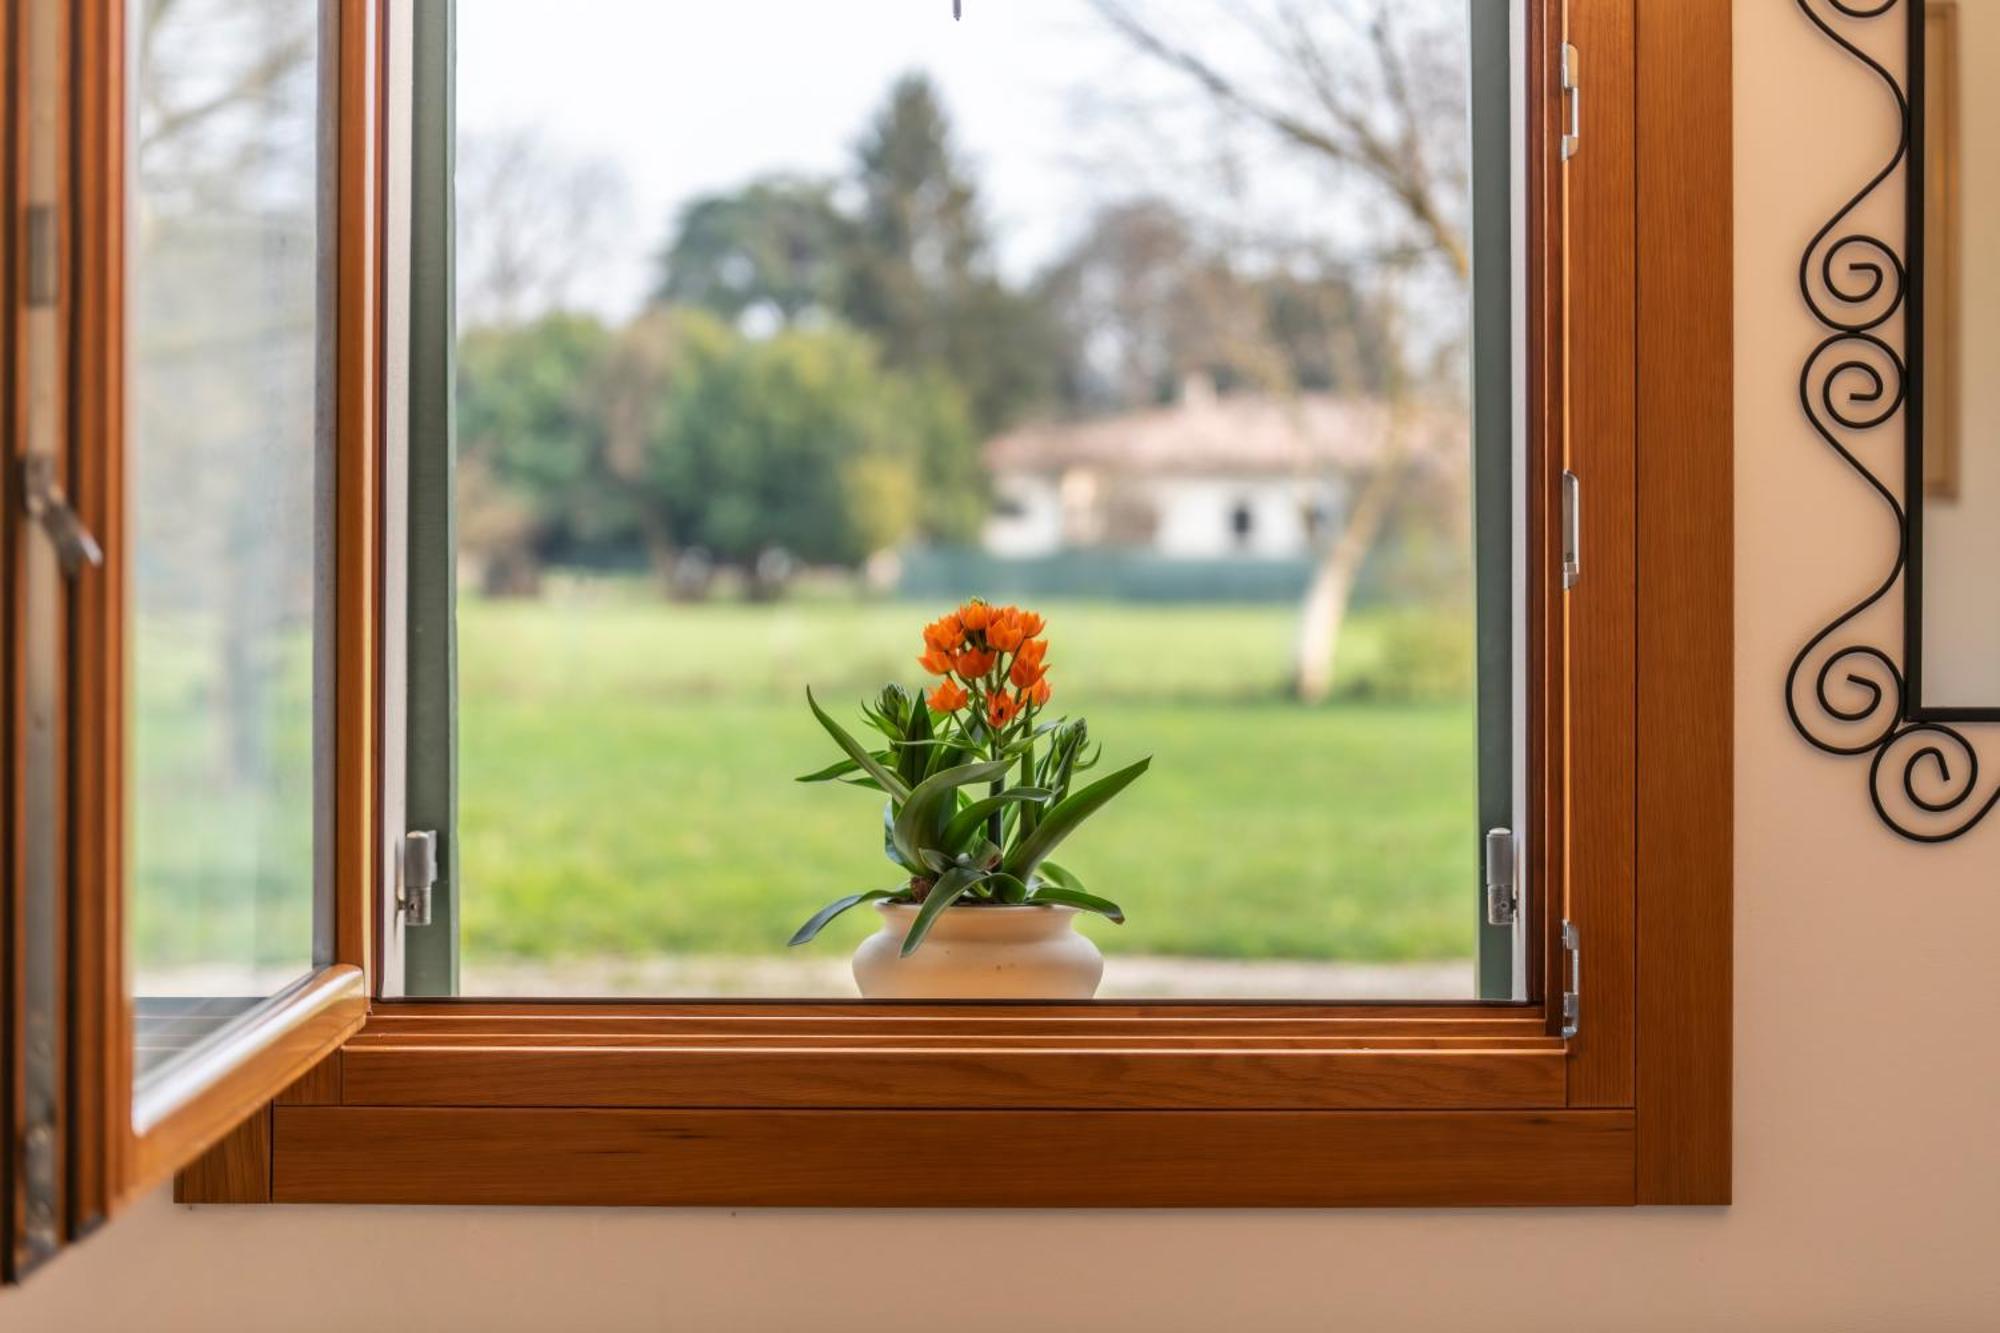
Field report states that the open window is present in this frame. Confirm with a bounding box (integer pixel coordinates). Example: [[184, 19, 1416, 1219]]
[[383, 0, 1534, 1007], [5, 0, 1731, 1257], [3, 0, 377, 1279]]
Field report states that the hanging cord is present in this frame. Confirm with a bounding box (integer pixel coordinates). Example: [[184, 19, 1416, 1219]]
[[954, 0, 961, 18]]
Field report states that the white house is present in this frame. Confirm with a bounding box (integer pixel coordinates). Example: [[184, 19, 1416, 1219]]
[[981, 379, 1454, 561]]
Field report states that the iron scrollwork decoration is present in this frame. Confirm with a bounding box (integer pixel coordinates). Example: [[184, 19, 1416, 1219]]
[[1789, 0, 1999, 841]]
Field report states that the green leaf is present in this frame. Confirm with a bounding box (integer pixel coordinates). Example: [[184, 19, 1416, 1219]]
[[788, 889, 900, 947], [796, 756, 864, 783], [891, 759, 1012, 868], [941, 789, 1053, 852], [883, 802, 919, 872], [1017, 746, 1041, 844], [986, 872, 1029, 904], [1027, 885, 1125, 924], [923, 737, 970, 782], [899, 866, 987, 957], [1003, 756, 1151, 880], [807, 687, 911, 803], [1036, 861, 1084, 893], [897, 689, 934, 787]]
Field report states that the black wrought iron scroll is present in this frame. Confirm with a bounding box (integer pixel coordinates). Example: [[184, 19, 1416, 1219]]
[[1788, 0, 2000, 841]]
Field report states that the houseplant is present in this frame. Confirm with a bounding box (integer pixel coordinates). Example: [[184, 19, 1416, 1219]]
[[789, 601, 1149, 999]]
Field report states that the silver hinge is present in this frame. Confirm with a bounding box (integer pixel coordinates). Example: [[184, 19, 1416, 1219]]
[[1561, 43, 1582, 161], [398, 830, 438, 927], [1483, 828, 1518, 927], [1560, 919, 1581, 1038], [1561, 468, 1582, 589], [25, 203, 58, 308], [20, 455, 105, 577]]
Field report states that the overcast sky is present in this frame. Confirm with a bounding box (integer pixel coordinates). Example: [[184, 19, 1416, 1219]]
[[457, 0, 1133, 320]]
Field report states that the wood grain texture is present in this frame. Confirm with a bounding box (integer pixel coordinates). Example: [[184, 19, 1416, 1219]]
[[273, 1107, 1635, 1208], [274, 1054, 343, 1106], [3, 0, 27, 1278], [339, 1043, 1566, 1112], [67, 0, 127, 1236], [1634, 0, 1733, 1205], [7, 0, 78, 1280], [171, 1108, 270, 1205], [128, 967, 367, 1197], [1563, 0, 1639, 1107], [333, 0, 381, 985]]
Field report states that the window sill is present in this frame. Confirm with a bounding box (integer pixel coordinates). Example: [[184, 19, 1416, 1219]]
[[195, 1000, 1641, 1209]]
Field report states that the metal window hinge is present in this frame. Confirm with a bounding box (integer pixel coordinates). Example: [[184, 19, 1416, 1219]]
[[1561, 43, 1582, 161], [1483, 828, 1518, 927], [1561, 919, 1581, 1038], [19, 455, 105, 577], [398, 830, 438, 927], [1561, 468, 1582, 589]]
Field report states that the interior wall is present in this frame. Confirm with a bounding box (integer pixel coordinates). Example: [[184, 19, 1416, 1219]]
[[12, 3, 2000, 1329]]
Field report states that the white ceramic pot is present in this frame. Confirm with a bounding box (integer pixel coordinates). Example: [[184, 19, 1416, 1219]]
[[852, 902, 1103, 1000]]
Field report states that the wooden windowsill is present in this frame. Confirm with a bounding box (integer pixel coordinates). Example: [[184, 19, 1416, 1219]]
[[208, 998, 1625, 1209], [333, 1000, 1567, 1112]]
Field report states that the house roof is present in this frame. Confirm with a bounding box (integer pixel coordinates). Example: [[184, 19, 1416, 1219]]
[[983, 388, 1466, 478]]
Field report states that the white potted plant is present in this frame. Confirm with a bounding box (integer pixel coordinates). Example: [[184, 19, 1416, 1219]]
[[790, 601, 1148, 999]]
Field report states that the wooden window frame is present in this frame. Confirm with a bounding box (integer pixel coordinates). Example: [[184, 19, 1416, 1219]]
[[3, 0, 382, 1277], [68, 0, 378, 1219], [16, 0, 1727, 1224]]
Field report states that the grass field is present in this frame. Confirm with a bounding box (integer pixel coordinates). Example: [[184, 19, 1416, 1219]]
[[456, 593, 1479, 968], [125, 593, 1481, 980]]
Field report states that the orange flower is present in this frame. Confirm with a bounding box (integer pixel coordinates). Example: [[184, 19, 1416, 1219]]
[[1008, 656, 1045, 689], [917, 648, 955, 676], [1015, 637, 1048, 668], [928, 680, 969, 713], [922, 615, 963, 652], [954, 647, 996, 678], [1025, 678, 1052, 708], [1015, 610, 1045, 637], [959, 601, 995, 632], [986, 608, 1026, 652], [986, 692, 1020, 729]]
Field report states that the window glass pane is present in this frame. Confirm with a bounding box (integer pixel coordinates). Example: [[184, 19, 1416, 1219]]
[[443, 0, 1516, 1000], [127, 0, 325, 1089]]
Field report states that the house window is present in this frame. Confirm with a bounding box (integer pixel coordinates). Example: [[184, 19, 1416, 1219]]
[[3, 0, 1740, 1237], [381, 0, 1528, 1004], [1229, 500, 1256, 548]]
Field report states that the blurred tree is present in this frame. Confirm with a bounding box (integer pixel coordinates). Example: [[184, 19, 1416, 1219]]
[[642, 316, 972, 583], [839, 74, 1062, 435], [1040, 198, 1396, 415], [1089, 0, 1471, 702], [456, 313, 638, 592], [653, 177, 852, 331], [458, 128, 630, 328]]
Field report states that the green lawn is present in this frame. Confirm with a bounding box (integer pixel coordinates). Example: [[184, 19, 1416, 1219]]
[[457, 595, 1478, 967]]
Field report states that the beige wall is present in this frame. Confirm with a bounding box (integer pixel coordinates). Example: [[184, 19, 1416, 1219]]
[[13, 4, 2000, 1329]]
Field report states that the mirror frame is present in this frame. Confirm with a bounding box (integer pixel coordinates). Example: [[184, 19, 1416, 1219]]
[[1904, 0, 1997, 723]]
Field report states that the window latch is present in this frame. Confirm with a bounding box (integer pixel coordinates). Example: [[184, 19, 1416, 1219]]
[[1483, 828, 1518, 927], [1561, 469, 1582, 589], [1561, 42, 1581, 161], [399, 830, 438, 927], [19, 454, 105, 578], [1561, 920, 1581, 1039]]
